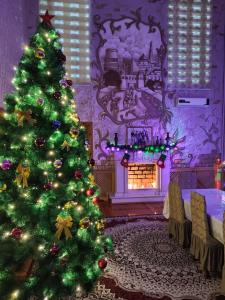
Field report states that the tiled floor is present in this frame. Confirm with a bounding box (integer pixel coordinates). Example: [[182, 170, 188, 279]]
[[99, 201, 164, 217]]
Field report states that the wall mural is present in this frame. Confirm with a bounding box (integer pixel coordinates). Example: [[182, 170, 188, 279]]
[[89, 2, 223, 167], [92, 8, 172, 127]]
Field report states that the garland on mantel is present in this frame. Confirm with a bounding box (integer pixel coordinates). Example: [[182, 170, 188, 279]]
[[106, 141, 177, 153], [106, 133, 178, 168]]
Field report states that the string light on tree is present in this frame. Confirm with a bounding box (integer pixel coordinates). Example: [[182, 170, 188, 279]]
[[0, 9, 112, 299]]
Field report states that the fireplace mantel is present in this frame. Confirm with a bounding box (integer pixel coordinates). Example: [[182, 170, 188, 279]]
[[110, 151, 170, 203]]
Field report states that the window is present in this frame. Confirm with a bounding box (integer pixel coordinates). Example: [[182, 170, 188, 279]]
[[39, 0, 90, 83], [168, 0, 212, 88]]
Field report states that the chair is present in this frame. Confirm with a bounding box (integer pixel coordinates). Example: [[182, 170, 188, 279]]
[[190, 192, 223, 276], [168, 182, 191, 248], [221, 212, 225, 291]]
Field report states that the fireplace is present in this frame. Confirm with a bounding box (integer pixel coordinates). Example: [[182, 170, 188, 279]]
[[110, 152, 170, 203], [128, 163, 158, 190]]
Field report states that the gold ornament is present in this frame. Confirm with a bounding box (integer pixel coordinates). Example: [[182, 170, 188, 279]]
[[69, 127, 79, 138], [55, 214, 73, 240], [35, 48, 45, 59], [96, 219, 106, 231], [15, 109, 36, 127], [15, 163, 30, 188], [79, 217, 90, 229]]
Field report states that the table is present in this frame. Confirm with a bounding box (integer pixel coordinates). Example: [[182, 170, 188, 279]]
[[163, 188, 225, 243]]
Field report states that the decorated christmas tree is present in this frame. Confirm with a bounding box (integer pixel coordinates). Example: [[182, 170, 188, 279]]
[[0, 11, 112, 299]]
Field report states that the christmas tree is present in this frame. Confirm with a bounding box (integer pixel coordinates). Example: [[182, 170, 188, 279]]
[[0, 11, 112, 299]]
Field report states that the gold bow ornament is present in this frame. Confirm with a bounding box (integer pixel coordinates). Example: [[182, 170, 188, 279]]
[[61, 140, 71, 151], [88, 174, 95, 185], [15, 163, 30, 188], [70, 113, 79, 123], [15, 109, 36, 127], [55, 214, 73, 240]]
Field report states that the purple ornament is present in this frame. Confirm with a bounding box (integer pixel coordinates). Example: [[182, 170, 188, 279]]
[[59, 79, 68, 88], [1, 160, 12, 170], [37, 98, 44, 106], [53, 91, 61, 99], [50, 244, 59, 256], [52, 120, 61, 129]]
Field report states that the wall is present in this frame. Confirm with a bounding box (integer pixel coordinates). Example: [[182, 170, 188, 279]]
[[85, 0, 225, 170], [0, 0, 38, 105], [1, 1, 224, 170]]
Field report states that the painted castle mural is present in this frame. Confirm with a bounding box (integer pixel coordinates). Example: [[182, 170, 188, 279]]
[[92, 13, 171, 126]]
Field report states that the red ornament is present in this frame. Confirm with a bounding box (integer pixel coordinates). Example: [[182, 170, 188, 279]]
[[35, 137, 45, 148], [11, 228, 23, 239], [157, 154, 166, 169], [43, 182, 53, 190], [66, 79, 73, 86], [74, 170, 82, 180], [40, 10, 54, 26], [50, 244, 59, 256], [92, 197, 100, 205], [57, 50, 66, 64], [98, 258, 107, 269], [86, 188, 94, 197]]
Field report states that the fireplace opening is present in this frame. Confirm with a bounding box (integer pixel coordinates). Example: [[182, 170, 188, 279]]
[[128, 163, 157, 190]]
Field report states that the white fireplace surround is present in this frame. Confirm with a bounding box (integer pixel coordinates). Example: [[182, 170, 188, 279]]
[[110, 151, 170, 203]]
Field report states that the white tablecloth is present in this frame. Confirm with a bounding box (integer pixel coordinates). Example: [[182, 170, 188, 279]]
[[163, 188, 225, 243]]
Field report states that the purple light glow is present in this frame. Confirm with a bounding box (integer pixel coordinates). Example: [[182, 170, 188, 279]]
[[116, 148, 120, 152], [111, 147, 115, 152]]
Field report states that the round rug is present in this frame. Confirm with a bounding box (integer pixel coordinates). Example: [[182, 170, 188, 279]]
[[102, 216, 221, 300]]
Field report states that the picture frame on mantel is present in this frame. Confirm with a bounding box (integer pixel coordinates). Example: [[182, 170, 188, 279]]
[[126, 126, 153, 146]]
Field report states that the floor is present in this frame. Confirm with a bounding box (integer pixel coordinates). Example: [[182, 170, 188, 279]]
[[99, 201, 164, 217]]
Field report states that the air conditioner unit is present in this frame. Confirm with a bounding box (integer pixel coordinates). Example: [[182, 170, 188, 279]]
[[177, 97, 209, 106]]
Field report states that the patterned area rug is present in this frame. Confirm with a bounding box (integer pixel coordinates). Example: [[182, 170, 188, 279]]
[[82, 215, 224, 300]]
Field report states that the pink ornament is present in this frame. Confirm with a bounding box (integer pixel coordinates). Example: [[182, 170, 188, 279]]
[[50, 244, 59, 256], [1, 160, 12, 170], [43, 182, 53, 190]]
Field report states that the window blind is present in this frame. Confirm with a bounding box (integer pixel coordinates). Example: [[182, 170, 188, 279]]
[[168, 0, 211, 88], [39, 0, 90, 83]]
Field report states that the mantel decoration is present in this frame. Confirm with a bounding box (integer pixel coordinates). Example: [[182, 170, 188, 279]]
[[106, 132, 177, 168]]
